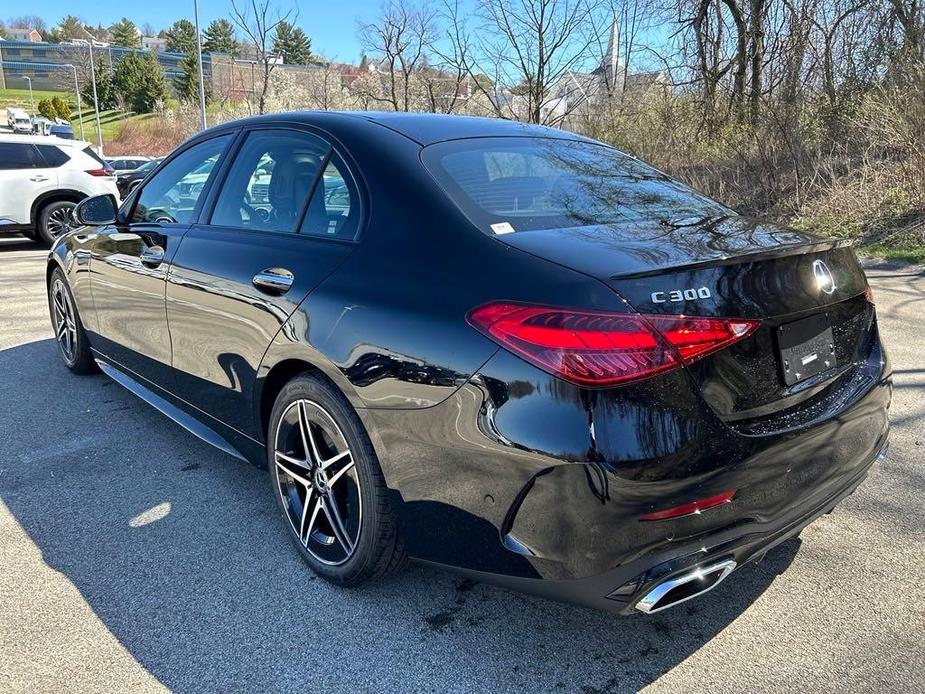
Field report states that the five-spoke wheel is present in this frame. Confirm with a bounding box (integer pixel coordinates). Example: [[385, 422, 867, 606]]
[[268, 375, 406, 585], [51, 277, 78, 364], [273, 399, 362, 565], [48, 268, 96, 374]]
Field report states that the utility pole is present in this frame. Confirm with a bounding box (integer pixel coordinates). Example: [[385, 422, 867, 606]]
[[193, 0, 208, 130], [74, 34, 105, 156], [22, 76, 35, 118], [66, 64, 86, 141]]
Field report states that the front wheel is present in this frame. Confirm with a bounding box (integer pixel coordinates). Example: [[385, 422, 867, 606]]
[[48, 268, 97, 374], [267, 374, 406, 586]]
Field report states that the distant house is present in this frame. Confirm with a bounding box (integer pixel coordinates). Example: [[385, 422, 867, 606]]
[[142, 37, 167, 52], [5, 28, 43, 43]]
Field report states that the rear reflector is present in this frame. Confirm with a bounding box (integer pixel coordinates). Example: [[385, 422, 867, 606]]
[[467, 302, 760, 387], [85, 167, 114, 177], [639, 490, 736, 521]]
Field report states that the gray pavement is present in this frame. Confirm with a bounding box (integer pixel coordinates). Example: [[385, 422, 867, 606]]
[[1, 235, 923, 693]]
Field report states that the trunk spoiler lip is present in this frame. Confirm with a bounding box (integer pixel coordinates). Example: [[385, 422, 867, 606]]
[[610, 237, 854, 280]]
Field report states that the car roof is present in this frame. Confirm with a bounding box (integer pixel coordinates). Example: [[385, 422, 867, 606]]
[[0, 133, 88, 147], [204, 111, 589, 147]]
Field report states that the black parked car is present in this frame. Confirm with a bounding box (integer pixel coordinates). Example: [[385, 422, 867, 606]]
[[47, 112, 890, 615], [115, 157, 163, 197]]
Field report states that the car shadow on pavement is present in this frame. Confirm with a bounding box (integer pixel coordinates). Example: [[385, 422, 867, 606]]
[[1, 339, 799, 693]]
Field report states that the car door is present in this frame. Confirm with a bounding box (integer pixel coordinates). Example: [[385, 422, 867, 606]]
[[166, 126, 362, 437], [88, 133, 234, 388], [0, 142, 58, 225]]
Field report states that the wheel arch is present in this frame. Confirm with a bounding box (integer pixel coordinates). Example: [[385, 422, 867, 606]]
[[31, 190, 87, 225], [257, 358, 357, 444]]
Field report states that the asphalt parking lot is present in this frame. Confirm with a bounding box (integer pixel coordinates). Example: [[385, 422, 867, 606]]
[[1, 236, 923, 693]]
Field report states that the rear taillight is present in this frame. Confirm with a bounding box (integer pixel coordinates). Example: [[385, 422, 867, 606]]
[[467, 302, 760, 387], [863, 286, 875, 304], [85, 167, 114, 177]]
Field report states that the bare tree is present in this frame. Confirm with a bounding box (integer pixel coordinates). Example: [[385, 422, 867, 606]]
[[358, 0, 434, 111], [230, 0, 293, 114], [467, 0, 604, 124]]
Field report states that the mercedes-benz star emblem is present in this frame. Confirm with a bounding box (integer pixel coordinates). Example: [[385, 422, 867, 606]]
[[812, 259, 837, 295]]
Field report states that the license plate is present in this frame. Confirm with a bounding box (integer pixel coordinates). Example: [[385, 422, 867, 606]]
[[777, 313, 836, 386]]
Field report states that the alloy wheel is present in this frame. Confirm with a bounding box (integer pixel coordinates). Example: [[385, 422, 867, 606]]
[[273, 399, 362, 565], [46, 204, 75, 238], [51, 278, 78, 363]]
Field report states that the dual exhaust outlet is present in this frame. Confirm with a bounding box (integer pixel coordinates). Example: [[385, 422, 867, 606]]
[[635, 559, 737, 614]]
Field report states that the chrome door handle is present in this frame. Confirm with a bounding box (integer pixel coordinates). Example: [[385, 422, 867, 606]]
[[140, 245, 166, 268], [253, 268, 294, 294], [30, 175, 49, 182]]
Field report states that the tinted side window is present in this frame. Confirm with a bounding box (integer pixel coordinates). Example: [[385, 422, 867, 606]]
[[299, 154, 361, 240], [133, 135, 231, 224], [37, 145, 71, 168], [211, 129, 328, 233], [0, 143, 40, 170]]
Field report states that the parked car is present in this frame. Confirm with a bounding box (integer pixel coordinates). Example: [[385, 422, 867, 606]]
[[115, 157, 163, 197], [107, 156, 152, 174], [0, 133, 117, 244], [7, 108, 32, 134], [47, 112, 890, 616], [48, 124, 75, 140]]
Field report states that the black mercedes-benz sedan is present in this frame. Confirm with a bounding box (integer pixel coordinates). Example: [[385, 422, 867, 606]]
[[47, 112, 890, 615]]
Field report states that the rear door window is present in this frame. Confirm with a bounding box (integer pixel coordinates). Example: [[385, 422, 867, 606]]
[[37, 145, 71, 168], [299, 154, 361, 240], [210, 129, 329, 234]]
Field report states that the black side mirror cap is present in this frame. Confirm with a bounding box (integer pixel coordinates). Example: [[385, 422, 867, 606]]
[[74, 194, 118, 227]]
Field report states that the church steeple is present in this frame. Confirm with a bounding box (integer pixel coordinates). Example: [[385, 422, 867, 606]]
[[604, 18, 620, 87]]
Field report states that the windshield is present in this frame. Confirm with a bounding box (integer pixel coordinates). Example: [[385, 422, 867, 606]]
[[422, 137, 730, 234]]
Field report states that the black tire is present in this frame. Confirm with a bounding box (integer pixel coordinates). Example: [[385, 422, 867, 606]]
[[48, 267, 97, 374], [37, 200, 77, 246], [268, 373, 406, 586]]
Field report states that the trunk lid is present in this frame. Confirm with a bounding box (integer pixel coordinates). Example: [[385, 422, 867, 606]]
[[499, 217, 875, 420]]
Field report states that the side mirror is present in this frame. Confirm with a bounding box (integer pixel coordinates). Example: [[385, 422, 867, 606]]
[[74, 194, 118, 227]]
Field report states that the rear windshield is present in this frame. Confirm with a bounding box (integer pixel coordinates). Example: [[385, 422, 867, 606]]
[[82, 146, 107, 165], [422, 137, 730, 234]]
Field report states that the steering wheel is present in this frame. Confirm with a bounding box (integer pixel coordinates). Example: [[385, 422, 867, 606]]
[[241, 202, 269, 224]]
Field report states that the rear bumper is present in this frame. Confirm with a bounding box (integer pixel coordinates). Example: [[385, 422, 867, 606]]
[[419, 441, 886, 615], [366, 318, 891, 612]]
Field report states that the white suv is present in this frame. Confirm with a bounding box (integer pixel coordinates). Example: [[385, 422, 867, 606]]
[[0, 134, 120, 245]]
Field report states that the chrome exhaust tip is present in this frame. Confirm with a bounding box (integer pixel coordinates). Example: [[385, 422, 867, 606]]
[[635, 559, 737, 614]]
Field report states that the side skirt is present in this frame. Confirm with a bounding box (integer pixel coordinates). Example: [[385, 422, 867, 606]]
[[96, 358, 249, 462]]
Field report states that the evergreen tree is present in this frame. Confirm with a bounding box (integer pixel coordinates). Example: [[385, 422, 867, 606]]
[[272, 21, 313, 65], [202, 18, 237, 56], [113, 53, 169, 113], [47, 15, 87, 44], [175, 52, 210, 103], [81, 70, 118, 110], [110, 18, 141, 48], [164, 19, 197, 54], [51, 96, 72, 120]]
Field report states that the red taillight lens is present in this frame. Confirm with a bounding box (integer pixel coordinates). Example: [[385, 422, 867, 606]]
[[467, 302, 760, 387], [85, 167, 114, 177], [646, 315, 760, 363], [863, 286, 874, 304]]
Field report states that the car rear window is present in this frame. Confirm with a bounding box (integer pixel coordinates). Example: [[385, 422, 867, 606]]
[[82, 146, 107, 166], [422, 137, 730, 234]]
